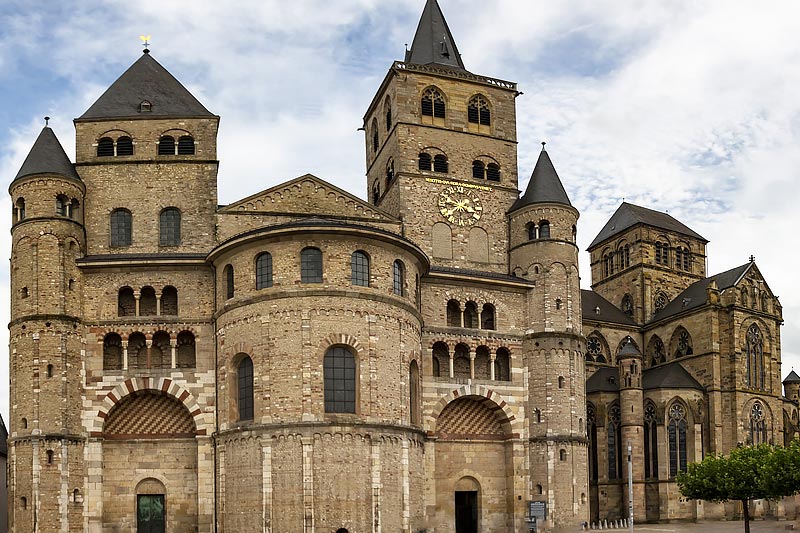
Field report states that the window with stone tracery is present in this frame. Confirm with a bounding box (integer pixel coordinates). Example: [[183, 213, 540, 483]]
[[621, 294, 633, 317], [586, 336, 606, 363], [644, 402, 658, 479], [647, 336, 665, 367], [421, 87, 445, 119], [668, 403, 688, 477], [587, 404, 598, 482], [654, 292, 669, 313], [746, 324, 765, 390], [750, 402, 768, 445], [607, 405, 622, 479], [673, 328, 693, 358], [467, 95, 490, 126]]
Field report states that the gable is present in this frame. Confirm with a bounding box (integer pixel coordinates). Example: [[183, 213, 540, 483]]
[[220, 174, 398, 222]]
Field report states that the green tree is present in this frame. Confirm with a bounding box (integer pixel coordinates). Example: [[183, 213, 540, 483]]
[[676, 444, 773, 533], [763, 439, 800, 499]]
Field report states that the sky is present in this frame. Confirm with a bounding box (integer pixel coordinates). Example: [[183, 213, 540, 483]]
[[1, 0, 799, 422]]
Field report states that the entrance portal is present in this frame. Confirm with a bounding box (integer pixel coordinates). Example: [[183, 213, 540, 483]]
[[137, 494, 166, 533], [455, 491, 478, 533]]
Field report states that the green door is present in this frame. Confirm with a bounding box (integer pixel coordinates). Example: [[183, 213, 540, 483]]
[[137, 494, 165, 533]]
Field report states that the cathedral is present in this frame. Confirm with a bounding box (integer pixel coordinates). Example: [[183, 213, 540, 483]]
[[6, 0, 795, 531]]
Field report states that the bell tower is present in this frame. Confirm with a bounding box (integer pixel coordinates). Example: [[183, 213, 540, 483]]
[[363, 0, 520, 274]]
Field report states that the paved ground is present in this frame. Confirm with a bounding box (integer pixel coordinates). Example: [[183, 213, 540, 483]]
[[568, 521, 797, 533]]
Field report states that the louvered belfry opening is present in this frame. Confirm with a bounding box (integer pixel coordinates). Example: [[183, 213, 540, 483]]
[[158, 135, 175, 155]]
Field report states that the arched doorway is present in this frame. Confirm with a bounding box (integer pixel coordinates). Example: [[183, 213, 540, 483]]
[[455, 477, 480, 533]]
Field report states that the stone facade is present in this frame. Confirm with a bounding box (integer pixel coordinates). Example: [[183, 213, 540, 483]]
[[6, 1, 793, 532]]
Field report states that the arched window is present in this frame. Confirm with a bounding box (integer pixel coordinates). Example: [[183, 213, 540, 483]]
[[140, 286, 156, 315], [446, 299, 461, 327], [607, 405, 622, 479], [538, 221, 550, 239], [644, 402, 658, 479], [351, 250, 370, 287], [646, 335, 665, 367], [46, 450, 54, 465], [472, 160, 485, 179], [433, 154, 448, 173], [97, 137, 114, 157], [750, 402, 768, 445], [127, 333, 146, 369], [746, 324, 764, 389], [15, 197, 26, 222], [324, 346, 356, 413], [474, 346, 490, 380], [418, 152, 432, 171], [177, 135, 195, 155], [103, 333, 123, 370], [486, 163, 500, 181], [668, 402, 688, 477], [467, 95, 490, 126], [116, 136, 133, 156], [421, 87, 445, 119], [372, 182, 380, 205], [453, 344, 470, 379], [393, 260, 405, 296], [237, 356, 254, 421], [21, 418, 27, 430], [463, 301, 478, 328], [55, 195, 68, 216], [480, 303, 495, 330], [224, 264, 235, 299], [528, 224, 537, 241], [409, 360, 420, 425], [385, 97, 392, 131], [69, 198, 79, 219], [256, 252, 273, 289], [46, 364, 53, 378], [117, 287, 135, 316], [558, 376, 565, 388], [157, 135, 175, 155], [159, 208, 181, 246], [672, 327, 693, 358], [371, 118, 379, 153], [161, 285, 178, 315], [386, 158, 395, 185], [151, 331, 170, 369], [655, 241, 669, 265], [621, 294, 633, 317], [432, 341, 448, 378], [586, 335, 607, 363], [110, 209, 132, 247], [301, 247, 323, 283], [176, 331, 196, 368], [494, 347, 510, 381], [654, 292, 669, 312], [559, 449, 567, 461]]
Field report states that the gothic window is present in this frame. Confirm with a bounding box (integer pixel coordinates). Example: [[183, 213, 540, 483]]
[[746, 324, 764, 389], [607, 405, 622, 479], [538, 221, 550, 239], [393, 260, 405, 296], [256, 252, 273, 289], [110, 209, 132, 247], [673, 328, 693, 358], [118, 287, 135, 316], [385, 97, 392, 132], [116, 136, 133, 156], [418, 152, 432, 171], [480, 303, 495, 330], [750, 402, 768, 444], [586, 336, 606, 363], [623, 245, 631, 268], [668, 402, 688, 477], [372, 182, 380, 205], [409, 360, 420, 425], [103, 333, 123, 370], [446, 299, 461, 327], [494, 348, 510, 381], [139, 286, 157, 315], [157, 135, 175, 155], [644, 402, 659, 479], [463, 301, 478, 328], [432, 341, 448, 378], [371, 118, 379, 153], [655, 241, 669, 265], [161, 285, 178, 315], [472, 160, 485, 179], [176, 331, 196, 368], [602, 253, 610, 277], [159, 207, 181, 246], [675, 247, 682, 269], [55, 195, 68, 216], [654, 292, 669, 313], [97, 137, 114, 157], [324, 346, 356, 413], [351, 250, 370, 287], [621, 294, 633, 317], [486, 163, 500, 181], [421, 87, 445, 119], [647, 335, 666, 367], [237, 356, 254, 421], [467, 95, 490, 126], [301, 247, 323, 283], [224, 264, 234, 299], [177, 135, 195, 155], [386, 158, 394, 185], [433, 154, 448, 173]]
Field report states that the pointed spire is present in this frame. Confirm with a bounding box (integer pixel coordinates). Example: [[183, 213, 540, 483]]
[[510, 146, 572, 212], [405, 0, 466, 71], [14, 126, 81, 183], [78, 53, 214, 120], [783, 370, 800, 384]]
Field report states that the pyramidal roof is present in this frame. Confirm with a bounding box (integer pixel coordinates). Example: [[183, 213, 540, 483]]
[[784, 370, 800, 384], [405, 0, 466, 71], [14, 127, 81, 183], [78, 51, 214, 120], [588, 202, 707, 250], [510, 148, 571, 212]]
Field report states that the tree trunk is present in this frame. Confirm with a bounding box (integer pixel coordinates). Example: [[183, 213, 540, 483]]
[[742, 499, 751, 533]]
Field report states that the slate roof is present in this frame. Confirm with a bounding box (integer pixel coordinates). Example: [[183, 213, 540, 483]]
[[650, 263, 751, 322], [405, 0, 466, 71], [586, 366, 619, 393], [588, 202, 707, 250], [510, 149, 571, 212], [642, 363, 704, 391], [783, 370, 800, 384], [13, 127, 81, 183], [581, 290, 637, 326], [78, 51, 214, 120]]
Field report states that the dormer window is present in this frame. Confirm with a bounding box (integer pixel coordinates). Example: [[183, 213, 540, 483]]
[[139, 100, 152, 113]]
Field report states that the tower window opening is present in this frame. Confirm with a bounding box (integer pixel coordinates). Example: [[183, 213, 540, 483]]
[[177, 135, 195, 155], [472, 160, 485, 179], [393, 260, 405, 296], [21, 417, 28, 429], [20, 287, 28, 299], [14, 197, 26, 222], [351, 250, 370, 287], [110, 209, 132, 247], [157, 135, 175, 155], [421, 87, 445, 119], [324, 346, 357, 413], [46, 450, 54, 464], [418, 152, 432, 171], [256, 252, 274, 289], [55, 194, 68, 216], [224, 264, 235, 299], [386, 159, 395, 185], [159, 207, 181, 246], [46, 364, 53, 378], [97, 137, 114, 157], [486, 163, 500, 181], [301, 247, 323, 283], [385, 97, 392, 131], [116, 136, 133, 156], [467, 95, 491, 126], [433, 154, 448, 173], [371, 118, 379, 153], [237, 355, 254, 421], [538, 220, 550, 239]]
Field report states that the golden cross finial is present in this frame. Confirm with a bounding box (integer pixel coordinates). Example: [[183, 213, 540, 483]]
[[139, 34, 151, 53]]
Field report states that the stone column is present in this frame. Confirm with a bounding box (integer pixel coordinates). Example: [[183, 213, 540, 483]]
[[122, 340, 128, 370], [156, 294, 161, 316], [170, 339, 177, 369], [449, 352, 454, 379], [145, 339, 153, 369], [134, 291, 140, 316], [490, 351, 496, 381], [469, 350, 476, 380]]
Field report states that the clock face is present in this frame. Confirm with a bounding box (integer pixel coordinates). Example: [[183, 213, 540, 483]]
[[438, 185, 483, 226]]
